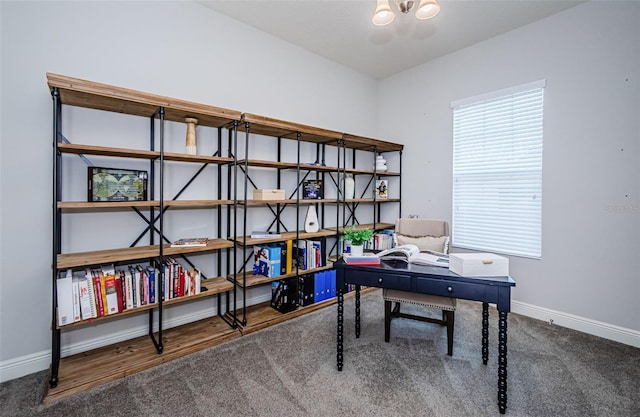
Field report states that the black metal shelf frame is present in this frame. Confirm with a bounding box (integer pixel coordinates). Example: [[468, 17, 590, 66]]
[[49, 89, 238, 388], [231, 128, 403, 327]]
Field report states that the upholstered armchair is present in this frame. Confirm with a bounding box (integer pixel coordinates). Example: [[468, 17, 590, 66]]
[[383, 218, 456, 355]]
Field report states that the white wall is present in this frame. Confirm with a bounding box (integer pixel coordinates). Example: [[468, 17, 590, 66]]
[[0, 0, 378, 381], [379, 1, 640, 338]]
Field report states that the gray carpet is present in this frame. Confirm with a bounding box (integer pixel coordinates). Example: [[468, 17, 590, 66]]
[[1, 290, 639, 416]]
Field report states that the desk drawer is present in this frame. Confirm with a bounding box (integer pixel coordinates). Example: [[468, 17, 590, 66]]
[[416, 278, 489, 301], [345, 270, 411, 291]]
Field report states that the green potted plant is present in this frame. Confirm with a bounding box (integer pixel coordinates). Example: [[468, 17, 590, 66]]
[[343, 226, 373, 256]]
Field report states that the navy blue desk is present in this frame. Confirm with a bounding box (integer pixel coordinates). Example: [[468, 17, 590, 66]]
[[335, 259, 516, 414]]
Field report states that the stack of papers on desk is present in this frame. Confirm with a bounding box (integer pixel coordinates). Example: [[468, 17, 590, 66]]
[[408, 252, 449, 267], [377, 244, 449, 267]]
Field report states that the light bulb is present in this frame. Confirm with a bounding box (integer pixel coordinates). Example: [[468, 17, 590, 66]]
[[372, 0, 395, 26], [415, 0, 440, 20]]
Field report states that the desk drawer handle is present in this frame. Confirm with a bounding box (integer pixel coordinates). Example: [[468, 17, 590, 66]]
[[447, 286, 453, 293], [378, 277, 383, 283]]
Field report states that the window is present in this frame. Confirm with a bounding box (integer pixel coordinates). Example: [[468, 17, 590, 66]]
[[451, 80, 545, 258]]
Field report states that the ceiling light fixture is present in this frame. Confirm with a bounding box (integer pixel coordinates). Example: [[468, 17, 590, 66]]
[[372, 0, 441, 26]]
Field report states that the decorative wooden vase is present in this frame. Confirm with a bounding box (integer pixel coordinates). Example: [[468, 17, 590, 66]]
[[185, 117, 198, 155]]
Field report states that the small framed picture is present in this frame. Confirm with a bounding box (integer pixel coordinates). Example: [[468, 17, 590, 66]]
[[88, 167, 148, 202], [302, 179, 323, 199], [375, 180, 388, 199]]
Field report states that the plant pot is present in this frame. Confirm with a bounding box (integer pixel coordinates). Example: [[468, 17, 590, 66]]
[[350, 244, 364, 257]]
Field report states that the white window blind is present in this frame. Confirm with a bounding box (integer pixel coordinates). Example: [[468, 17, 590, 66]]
[[451, 80, 545, 258]]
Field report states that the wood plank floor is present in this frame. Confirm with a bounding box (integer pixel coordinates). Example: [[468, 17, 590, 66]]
[[43, 315, 240, 404], [43, 288, 377, 404]]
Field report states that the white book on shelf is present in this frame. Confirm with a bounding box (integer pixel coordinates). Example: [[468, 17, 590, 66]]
[[77, 276, 92, 321], [84, 269, 98, 318], [56, 269, 74, 326], [124, 269, 134, 310], [71, 277, 81, 323], [251, 231, 282, 238]]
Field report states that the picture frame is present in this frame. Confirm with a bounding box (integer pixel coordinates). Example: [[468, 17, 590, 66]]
[[375, 179, 388, 199], [302, 179, 323, 199], [88, 167, 148, 202]]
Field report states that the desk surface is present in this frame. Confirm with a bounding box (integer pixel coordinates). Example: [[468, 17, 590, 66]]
[[337, 258, 515, 284], [335, 259, 516, 311]]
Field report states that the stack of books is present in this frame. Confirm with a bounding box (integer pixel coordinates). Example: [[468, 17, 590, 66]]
[[170, 237, 208, 248], [343, 254, 381, 265]]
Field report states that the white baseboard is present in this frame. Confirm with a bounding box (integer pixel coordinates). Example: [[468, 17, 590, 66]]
[[0, 351, 52, 384], [512, 300, 640, 348], [0, 292, 271, 383]]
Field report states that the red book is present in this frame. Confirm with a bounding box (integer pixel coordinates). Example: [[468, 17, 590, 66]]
[[115, 271, 125, 312], [178, 268, 185, 297], [92, 270, 105, 317], [174, 264, 181, 298], [343, 255, 381, 265]]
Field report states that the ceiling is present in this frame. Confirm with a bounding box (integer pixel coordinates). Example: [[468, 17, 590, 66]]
[[198, 0, 587, 79]]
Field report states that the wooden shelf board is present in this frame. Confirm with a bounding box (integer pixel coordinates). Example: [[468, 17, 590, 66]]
[[239, 198, 338, 206], [237, 160, 400, 177], [58, 201, 159, 210], [58, 200, 233, 210], [43, 315, 240, 404], [58, 200, 234, 210], [344, 198, 401, 203], [236, 287, 379, 336], [347, 168, 401, 176], [163, 277, 234, 306], [58, 143, 157, 159], [47, 73, 242, 128], [342, 133, 404, 153], [229, 264, 334, 288], [57, 239, 234, 269], [162, 152, 234, 164], [238, 159, 340, 173], [163, 200, 235, 208], [239, 114, 404, 152], [58, 143, 235, 165], [240, 113, 343, 144], [233, 229, 337, 246], [327, 223, 395, 233]]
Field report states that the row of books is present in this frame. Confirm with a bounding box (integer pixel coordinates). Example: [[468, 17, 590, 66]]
[[298, 269, 337, 306], [253, 241, 293, 278], [56, 260, 201, 326], [367, 231, 395, 251], [340, 229, 395, 255], [296, 239, 326, 270], [271, 270, 359, 313], [253, 239, 326, 278], [163, 258, 202, 300]]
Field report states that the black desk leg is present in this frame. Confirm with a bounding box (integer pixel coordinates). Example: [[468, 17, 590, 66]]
[[337, 288, 344, 371], [482, 302, 489, 365], [355, 285, 361, 338], [498, 310, 508, 414]]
